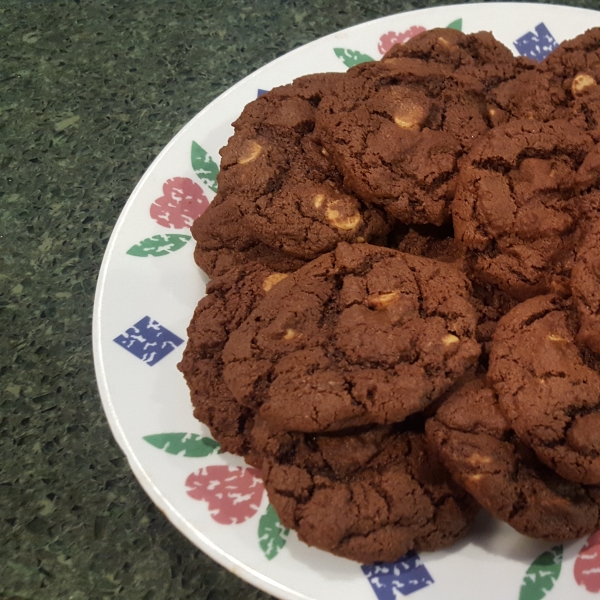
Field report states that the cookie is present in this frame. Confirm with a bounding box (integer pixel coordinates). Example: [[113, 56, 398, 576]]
[[194, 73, 389, 274], [543, 28, 600, 85], [490, 29, 600, 136], [383, 27, 523, 85], [572, 213, 600, 354], [316, 29, 520, 226], [426, 378, 600, 539], [258, 423, 478, 563], [453, 118, 595, 301], [489, 68, 571, 125], [191, 195, 306, 278], [178, 263, 291, 464], [488, 294, 600, 485], [221, 242, 480, 433]]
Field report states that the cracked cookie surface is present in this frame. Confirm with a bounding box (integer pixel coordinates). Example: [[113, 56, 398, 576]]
[[214, 73, 390, 261], [315, 29, 520, 226], [257, 424, 478, 563], [426, 377, 600, 539], [572, 216, 600, 354], [178, 263, 291, 465], [221, 242, 480, 433], [488, 294, 600, 485], [453, 118, 595, 301]]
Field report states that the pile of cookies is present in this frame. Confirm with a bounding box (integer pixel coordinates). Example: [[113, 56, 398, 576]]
[[179, 27, 600, 563]]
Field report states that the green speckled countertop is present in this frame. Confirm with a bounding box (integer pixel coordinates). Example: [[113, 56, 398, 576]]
[[2, 0, 599, 598]]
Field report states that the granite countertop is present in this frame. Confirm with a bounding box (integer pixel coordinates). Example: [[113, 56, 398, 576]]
[[2, 0, 599, 598]]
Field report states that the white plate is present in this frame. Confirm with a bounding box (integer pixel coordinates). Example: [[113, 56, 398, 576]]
[[93, 4, 600, 600]]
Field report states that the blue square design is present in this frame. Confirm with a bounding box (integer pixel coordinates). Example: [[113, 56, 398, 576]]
[[257, 88, 269, 98], [113, 316, 184, 366], [362, 551, 434, 598], [513, 23, 558, 62]]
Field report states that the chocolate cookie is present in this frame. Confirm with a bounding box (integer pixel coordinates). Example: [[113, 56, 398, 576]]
[[191, 195, 306, 278], [543, 28, 600, 85], [572, 214, 600, 354], [194, 73, 389, 274], [490, 29, 600, 136], [453, 118, 595, 301], [383, 27, 522, 85], [537, 28, 600, 140], [316, 29, 520, 226], [258, 424, 478, 563], [489, 68, 571, 125], [426, 378, 600, 539], [488, 294, 600, 485], [221, 242, 480, 432], [178, 263, 291, 464]]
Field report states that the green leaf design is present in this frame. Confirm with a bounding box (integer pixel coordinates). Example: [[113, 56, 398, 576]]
[[333, 48, 374, 68], [191, 141, 219, 193], [519, 545, 563, 600], [258, 504, 289, 560], [127, 234, 191, 257], [447, 18, 463, 31], [143, 433, 221, 457]]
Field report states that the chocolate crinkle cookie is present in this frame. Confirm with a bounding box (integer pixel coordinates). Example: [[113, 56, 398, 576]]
[[488, 295, 600, 485], [315, 29, 523, 226], [426, 377, 600, 539], [258, 423, 478, 563], [181, 27, 600, 562], [452, 118, 597, 301], [192, 73, 390, 277], [221, 242, 480, 433], [178, 263, 292, 464]]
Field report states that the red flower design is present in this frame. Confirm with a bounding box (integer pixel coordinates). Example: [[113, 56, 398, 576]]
[[150, 177, 209, 229], [378, 26, 427, 55], [575, 531, 600, 592], [186, 465, 264, 524]]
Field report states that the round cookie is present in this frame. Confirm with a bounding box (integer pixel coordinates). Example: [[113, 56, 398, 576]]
[[257, 423, 478, 563], [453, 118, 595, 301], [316, 29, 520, 226], [488, 294, 600, 485], [178, 262, 291, 464], [215, 73, 390, 260], [426, 378, 600, 539], [221, 242, 481, 433]]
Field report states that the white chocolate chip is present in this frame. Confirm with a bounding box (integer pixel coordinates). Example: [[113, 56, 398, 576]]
[[442, 334, 460, 346], [437, 36, 457, 51], [313, 194, 325, 209], [547, 333, 567, 343], [262, 272, 288, 292], [283, 328, 298, 340], [572, 73, 597, 97], [325, 201, 362, 231], [393, 102, 428, 130], [239, 140, 263, 165], [367, 291, 399, 310]]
